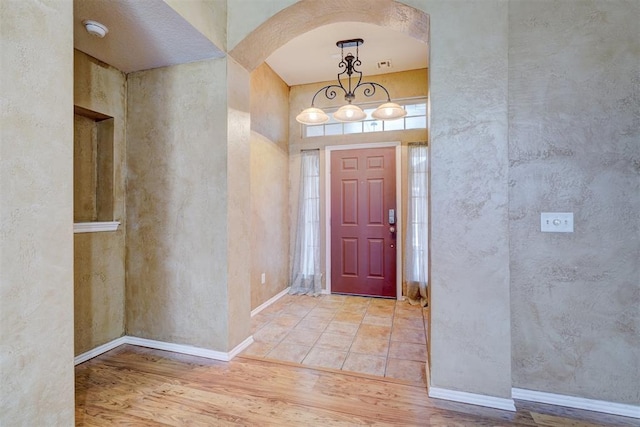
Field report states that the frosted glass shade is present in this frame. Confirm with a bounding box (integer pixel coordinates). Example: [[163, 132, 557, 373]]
[[371, 102, 407, 120], [296, 107, 329, 124], [333, 104, 367, 122]]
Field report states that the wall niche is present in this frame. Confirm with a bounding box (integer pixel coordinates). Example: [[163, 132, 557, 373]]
[[73, 105, 117, 231]]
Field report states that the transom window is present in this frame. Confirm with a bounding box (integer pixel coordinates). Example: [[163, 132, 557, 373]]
[[302, 99, 427, 138]]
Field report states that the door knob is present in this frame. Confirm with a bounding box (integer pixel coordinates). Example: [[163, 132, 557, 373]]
[[389, 226, 395, 233]]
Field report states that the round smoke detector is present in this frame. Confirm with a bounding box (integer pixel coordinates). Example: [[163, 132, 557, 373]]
[[82, 20, 108, 38]]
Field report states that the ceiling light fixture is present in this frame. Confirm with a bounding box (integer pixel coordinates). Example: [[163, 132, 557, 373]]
[[83, 20, 109, 38], [296, 38, 407, 125]]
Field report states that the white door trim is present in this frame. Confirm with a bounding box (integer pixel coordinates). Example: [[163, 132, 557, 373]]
[[325, 142, 402, 300]]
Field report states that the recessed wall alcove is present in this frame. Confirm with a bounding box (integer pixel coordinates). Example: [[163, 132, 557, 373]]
[[73, 105, 118, 232]]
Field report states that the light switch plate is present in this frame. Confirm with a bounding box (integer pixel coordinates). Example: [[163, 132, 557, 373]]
[[541, 212, 573, 232]]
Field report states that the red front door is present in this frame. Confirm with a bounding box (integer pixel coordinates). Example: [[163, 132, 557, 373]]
[[330, 147, 397, 298]]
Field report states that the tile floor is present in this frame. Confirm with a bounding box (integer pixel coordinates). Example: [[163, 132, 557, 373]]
[[242, 293, 429, 385]]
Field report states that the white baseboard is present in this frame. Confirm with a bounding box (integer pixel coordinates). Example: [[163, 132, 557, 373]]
[[429, 387, 516, 412], [74, 336, 128, 365], [512, 387, 640, 419], [227, 336, 255, 359], [74, 335, 255, 365], [251, 287, 290, 317]]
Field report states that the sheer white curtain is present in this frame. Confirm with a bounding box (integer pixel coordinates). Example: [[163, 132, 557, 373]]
[[405, 144, 429, 306], [290, 150, 322, 296]]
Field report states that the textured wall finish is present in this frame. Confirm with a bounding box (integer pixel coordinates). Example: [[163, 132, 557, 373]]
[[250, 63, 290, 310], [509, 0, 640, 405], [0, 1, 75, 425], [74, 114, 99, 221], [73, 50, 127, 356], [226, 58, 252, 348], [164, 0, 227, 52], [420, 0, 512, 399], [126, 58, 252, 351], [229, 0, 429, 72], [227, 0, 298, 53]]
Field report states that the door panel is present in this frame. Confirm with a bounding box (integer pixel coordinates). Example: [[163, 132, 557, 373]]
[[331, 147, 396, 298]]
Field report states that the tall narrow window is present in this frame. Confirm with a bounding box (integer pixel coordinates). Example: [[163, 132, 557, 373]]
[[290, 150, 322, 295], [405, 144, 428, 306]]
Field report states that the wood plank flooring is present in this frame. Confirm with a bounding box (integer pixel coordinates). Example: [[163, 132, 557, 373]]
[[75, 345, 637, 426]]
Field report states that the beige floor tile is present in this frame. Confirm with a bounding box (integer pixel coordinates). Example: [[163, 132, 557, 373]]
[[390, 327, 426, 345], [393, 316, 424, 330], [366, 305, 395, 317], [394, 305, 424, 319], [321, 294, 348, 303], [280, 328, 323, 347], [266, 342, 311, 364], [241, 341, 274, 358], [325, 320, 360, 336], [385, 358, 426, 384], [249, 294, 428, 385], [252, 323, 292, 344], [334, 311, 365, 323], [350, 335, 390, 357], [295, 317, 331, 332], [342, 295, 371, 305], [270, 313, 304, 328], [314, 332, 355, 352], [369, 298, 396, 307], [342, 353, 386, 376], [307, 307, 338, 319], [356, 324, 391, 339], [388, 340, 427, 362], [362, 313, 393, 327], [337, 305, 368, 315], [302, 347, 348, 370]]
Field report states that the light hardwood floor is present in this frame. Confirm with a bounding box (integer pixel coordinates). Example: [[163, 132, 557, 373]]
[[76, 345, 636, 426]]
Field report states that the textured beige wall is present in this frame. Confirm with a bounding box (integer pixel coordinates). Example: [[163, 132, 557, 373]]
[[229, 0, 428, 71], [509, 0, 640, 405], [164, 0, 227, 52], [127, 59, 228, 348], [74, 114, 98, 220], [228, 0, 298, 52], [419, 0, 513, 399], [0, 1, 75, 425], [127, 58, 251, 351], [73, 50, 127, 355], [250, 63, 290, 310], [226, 58, 253, 348]]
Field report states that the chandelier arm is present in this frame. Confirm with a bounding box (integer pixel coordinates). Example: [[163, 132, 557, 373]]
[[310, 84, 347, 106], [355, 81, 392, 102]]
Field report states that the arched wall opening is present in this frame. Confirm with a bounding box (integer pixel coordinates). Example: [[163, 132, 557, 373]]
[[227, 0, 514, 408], [230, 0, 433, 383]]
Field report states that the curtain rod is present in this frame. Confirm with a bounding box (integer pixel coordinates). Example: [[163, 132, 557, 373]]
[[301, 148, 320, 152], [408, 141, 428, 146]]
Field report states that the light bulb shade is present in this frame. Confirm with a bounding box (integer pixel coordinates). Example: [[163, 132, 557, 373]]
[[333, 104, 367, 122], [371, 102, 407, 120], [296, 107, 329, 125]]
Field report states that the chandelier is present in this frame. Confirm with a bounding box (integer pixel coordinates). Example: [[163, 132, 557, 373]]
[[296, 38, 407, 125]]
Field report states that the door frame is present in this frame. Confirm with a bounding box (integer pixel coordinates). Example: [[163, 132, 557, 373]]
[[325, 141, 402, 300]]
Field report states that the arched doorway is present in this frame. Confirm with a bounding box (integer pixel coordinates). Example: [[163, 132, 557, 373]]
[[230, 0, 432, 385]]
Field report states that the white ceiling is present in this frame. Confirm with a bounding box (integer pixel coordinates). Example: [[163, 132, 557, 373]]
[[266, 22, 429, 86], [73, 2, 428, 83], [74, 0, 224, 73]]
